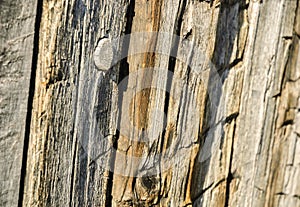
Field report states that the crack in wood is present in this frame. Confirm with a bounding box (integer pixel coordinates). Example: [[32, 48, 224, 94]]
[[17, 0, 43, 206], [224, 120, 237, 207]]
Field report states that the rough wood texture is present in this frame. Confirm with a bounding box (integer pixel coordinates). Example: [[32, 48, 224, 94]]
[[1, 0, 300, 206], [0, 0, 37, 206]]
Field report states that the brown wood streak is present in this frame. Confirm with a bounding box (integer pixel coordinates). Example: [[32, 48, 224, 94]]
[[135, 0, 162, 131]]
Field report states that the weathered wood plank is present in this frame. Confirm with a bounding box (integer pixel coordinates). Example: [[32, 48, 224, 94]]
[[0, 0, 37, 206], [22, 0, 130, 206], [17, 0, 300, 206]]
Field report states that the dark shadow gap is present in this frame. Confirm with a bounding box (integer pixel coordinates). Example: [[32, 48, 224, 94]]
[[18, 0, 43, 206], [105, 0, 135, 206], [161, 0, 187, 149]]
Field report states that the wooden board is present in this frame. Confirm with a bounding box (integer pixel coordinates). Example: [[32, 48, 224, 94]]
[[0, 0, 38, 206], [1, 0, 300, 206]]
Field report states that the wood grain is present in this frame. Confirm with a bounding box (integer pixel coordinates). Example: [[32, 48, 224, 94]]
[[0, 0, 37, 206], [1, 0, 300, 206]]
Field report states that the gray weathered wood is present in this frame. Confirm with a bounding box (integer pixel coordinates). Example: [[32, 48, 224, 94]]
[[0, 0, 37, 206]]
